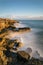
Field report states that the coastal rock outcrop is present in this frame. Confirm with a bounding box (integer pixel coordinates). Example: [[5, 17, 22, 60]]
[[17, 51, 30, 61], [0, 18, 30, 38], [0, 18, 18, 31], [0, 18, 43, 65], [0, 37, 23, 65], [25, 47, 32, 55]]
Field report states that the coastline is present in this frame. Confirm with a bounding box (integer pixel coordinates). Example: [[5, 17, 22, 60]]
[[0, 18, 43, 65]]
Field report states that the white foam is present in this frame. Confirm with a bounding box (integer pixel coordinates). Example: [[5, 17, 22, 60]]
[[31, 51, 40, 59], [14, 22, 27, 28]]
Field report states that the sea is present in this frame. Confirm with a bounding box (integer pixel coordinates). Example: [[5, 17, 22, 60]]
[[18, 20, 43, 57]]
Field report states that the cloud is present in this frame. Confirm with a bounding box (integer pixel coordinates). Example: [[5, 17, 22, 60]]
[[0, 14, 43, 20], [13, 16, 43, 20]]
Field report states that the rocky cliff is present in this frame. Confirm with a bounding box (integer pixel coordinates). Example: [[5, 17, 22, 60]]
[[0, 18, 43, 65]]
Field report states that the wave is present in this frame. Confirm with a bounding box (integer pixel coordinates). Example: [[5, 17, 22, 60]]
[[14, 21, 27, 28]]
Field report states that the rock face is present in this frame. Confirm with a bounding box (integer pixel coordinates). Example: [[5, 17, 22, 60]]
[[0, 18, 30, 38], [17, 51, 30, 61], [0, 18, 43, 65], [0, 37, 43, 65], [0, 37, 23, 65], [0, 18, 18, 38], [7, 51, 43, 65]]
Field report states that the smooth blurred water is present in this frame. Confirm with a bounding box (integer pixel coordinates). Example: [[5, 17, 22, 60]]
[[19, 20, 43, 57]]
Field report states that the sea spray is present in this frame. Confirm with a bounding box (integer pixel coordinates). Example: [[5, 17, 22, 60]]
[[14, 21, 27, 28]]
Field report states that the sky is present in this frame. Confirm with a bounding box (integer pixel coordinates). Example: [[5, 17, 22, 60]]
[[0, 0, 43, 19]]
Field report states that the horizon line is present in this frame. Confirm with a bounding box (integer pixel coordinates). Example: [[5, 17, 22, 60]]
[[0, 15, 43, 20]]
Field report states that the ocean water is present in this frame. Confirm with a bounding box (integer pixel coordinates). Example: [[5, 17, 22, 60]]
[[18, 20, 43, 57]]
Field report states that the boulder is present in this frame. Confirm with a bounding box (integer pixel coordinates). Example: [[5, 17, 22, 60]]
[[17, 51, 30, 62], [25, 48, 32, 56]]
